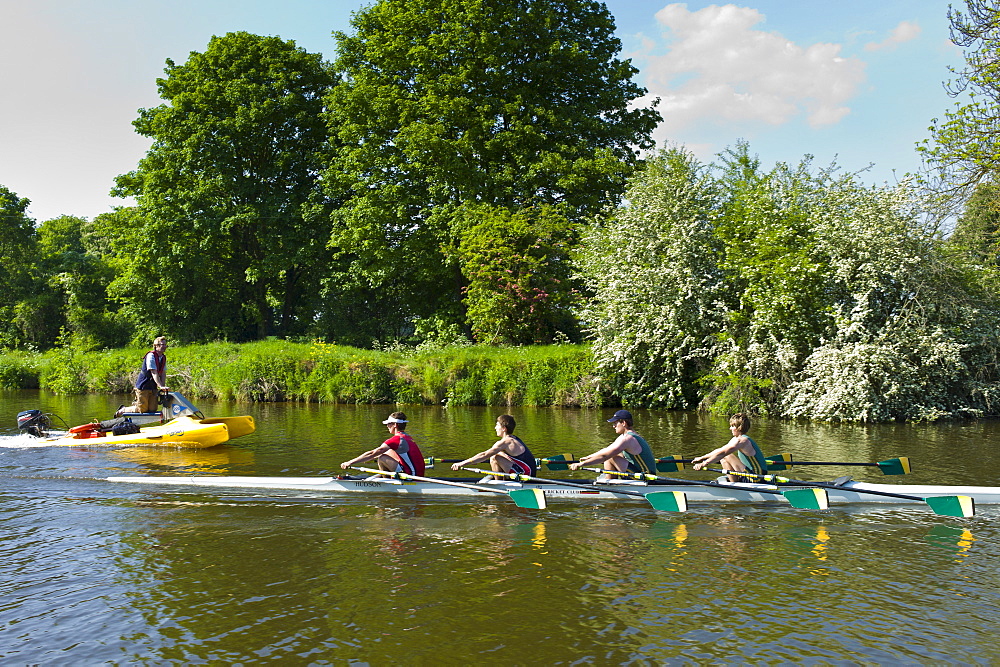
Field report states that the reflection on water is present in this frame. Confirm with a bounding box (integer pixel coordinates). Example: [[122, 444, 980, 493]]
[[3, 390, 1000, 663], [108, 445, 256, 472]]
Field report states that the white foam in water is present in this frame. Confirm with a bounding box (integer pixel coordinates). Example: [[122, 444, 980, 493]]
[[0, 432, 67, 448]]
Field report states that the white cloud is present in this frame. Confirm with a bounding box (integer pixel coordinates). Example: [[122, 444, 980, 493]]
[[864, 20, 922, 52], [641, 3, 866, 145]]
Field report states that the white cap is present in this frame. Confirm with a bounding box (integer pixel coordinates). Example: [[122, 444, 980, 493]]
[[382, 416, 408, 424]]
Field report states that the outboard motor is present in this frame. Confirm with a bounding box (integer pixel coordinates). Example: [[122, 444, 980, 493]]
[[17, 410, 52, 438]]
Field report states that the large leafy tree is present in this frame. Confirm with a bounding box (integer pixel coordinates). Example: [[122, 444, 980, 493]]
[[23, 215, 129, 350], [0, 185, 40, 348], [111, 32, 336, 342], [949, 180, 1000, 265], [921, 0, 1000, 193], [324, 0, 660, 340]]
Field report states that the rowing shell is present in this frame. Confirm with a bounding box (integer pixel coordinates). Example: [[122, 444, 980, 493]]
[[104, 474, 1000, 506]]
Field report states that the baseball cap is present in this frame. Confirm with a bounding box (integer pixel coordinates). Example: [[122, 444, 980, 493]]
[[607, 409, 633, 422]]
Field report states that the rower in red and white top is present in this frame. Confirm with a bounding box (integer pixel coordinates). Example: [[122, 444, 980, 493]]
[[340, 411, 424, 476]]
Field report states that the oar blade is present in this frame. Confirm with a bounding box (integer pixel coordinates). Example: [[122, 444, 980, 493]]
[[645, 491, 688, 512], [508, 488, 546, 510], [782, 487, 830, 510], [541, 453, 575, 471], [876, 457, 910, 475], [655, 455, 687, 473], [924, 495, 975, 518], [765, 453, 794, 471]]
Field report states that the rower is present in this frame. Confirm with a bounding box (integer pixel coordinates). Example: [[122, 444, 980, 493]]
[[340, 411, 425, 476], [568, 409, 656, 477], [691, 413, 768, 482], [451, 414, 537, 479]]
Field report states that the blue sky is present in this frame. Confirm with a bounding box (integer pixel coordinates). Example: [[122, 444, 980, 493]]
[[0, 0, 960, 222]]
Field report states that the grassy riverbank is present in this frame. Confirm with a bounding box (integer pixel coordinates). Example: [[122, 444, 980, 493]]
[[0, 341, 605, 408]]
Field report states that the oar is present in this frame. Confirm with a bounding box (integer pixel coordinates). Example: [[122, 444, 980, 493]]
[[584, 467, 829, 510], [764, 454, 911, 475], [709, 468, 974, 518], [350, 466, 546, 509], [460, 466, 688, 512], [654, 454, 911, 476], [424, 454, 578, 471]]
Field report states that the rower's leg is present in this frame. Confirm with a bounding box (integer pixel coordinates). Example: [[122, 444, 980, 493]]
[[491, 454, 514, 473], [377, 452, 403, 472], [605, 455, 629, 472]]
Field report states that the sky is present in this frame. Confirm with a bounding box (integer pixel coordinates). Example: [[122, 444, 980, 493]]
[[0, 0, 963, 222]]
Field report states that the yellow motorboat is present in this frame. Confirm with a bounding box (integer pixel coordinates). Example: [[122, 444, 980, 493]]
[[43, 415, 232, 449], [17, 392, 256, 449]]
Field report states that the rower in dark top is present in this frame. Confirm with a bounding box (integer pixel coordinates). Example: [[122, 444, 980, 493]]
[[691, 413, 768, 481], [569, 409, 657, 474], [451, 414, 537, 477]]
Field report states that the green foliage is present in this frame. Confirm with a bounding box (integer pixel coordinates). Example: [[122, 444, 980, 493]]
[[577, 147, 726, 408], [920, 1, 1000, 193], [110, 32, 336, 343], [950, 181, 1000, 265], [0, 185, 41, 349], [455, 204, 580, 345], [1, 340, 597, 407], [0, 350, 40, 389], [23, 215, 129, 351], [580, 144, 1000, 421], [324, 0, 660, 339]]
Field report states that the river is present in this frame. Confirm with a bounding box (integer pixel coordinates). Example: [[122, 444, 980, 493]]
[[2, 390, 998, 664]]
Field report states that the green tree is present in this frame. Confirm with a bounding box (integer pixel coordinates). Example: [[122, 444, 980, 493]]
[[921, 0, 1000, 193], [950, 181, 1000, 264], [0, 185, 40, 349], [27, 215, 129, 350], [455, 204, 579, 345], [111, 32, 336, 342], [324, 0, 660, 340]]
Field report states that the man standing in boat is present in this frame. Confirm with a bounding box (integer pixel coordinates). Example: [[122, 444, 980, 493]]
[[450, 414, 538, 476], [116, 336, 169, 416], [569, 409, 657, 474], [340, 412, 425, 476], [691, 413, 768, 481]]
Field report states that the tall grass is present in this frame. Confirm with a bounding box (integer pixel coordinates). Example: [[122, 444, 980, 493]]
[[0, 341, 607, 407]]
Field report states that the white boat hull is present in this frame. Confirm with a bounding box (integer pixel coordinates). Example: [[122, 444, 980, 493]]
[[105, 475, 1000, 506]]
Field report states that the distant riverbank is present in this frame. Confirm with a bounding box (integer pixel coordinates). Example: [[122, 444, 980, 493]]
[[0, 340, 605, 408]]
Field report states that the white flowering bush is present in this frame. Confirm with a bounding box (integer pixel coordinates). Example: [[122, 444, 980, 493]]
[[579, 144, 1000, 421], [576, 148, 727, 407]]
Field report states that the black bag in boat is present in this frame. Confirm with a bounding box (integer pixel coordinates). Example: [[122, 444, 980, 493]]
[[99, 417, 141, 436]]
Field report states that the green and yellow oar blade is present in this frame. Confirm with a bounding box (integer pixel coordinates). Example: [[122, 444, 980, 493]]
[[541, 453, 575, 471], [655, 455, 687, 473], [765, 452, 794, 471], [781, 487, 830, 510], [924, 495, 975, 518], [645, 491, 688, 512], [508, 488, 547, 510], [876, 457, 910, 475]]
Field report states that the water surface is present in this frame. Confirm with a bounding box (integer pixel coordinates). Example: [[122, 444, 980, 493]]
[[2, 391, 998, 664]]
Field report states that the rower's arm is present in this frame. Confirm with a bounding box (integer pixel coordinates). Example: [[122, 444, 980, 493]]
[[451, 441, 505, 470], [341, 443, 390, 469], [692, 438, 739, 470], [572, 439, 626, 468]]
